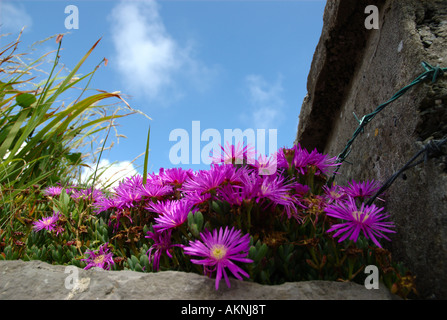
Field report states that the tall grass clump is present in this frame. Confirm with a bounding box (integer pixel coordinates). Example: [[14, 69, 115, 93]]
[[0, 32, 143, 264]]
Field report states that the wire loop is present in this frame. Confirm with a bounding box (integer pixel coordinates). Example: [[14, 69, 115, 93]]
[[331, 62, 447, 182]]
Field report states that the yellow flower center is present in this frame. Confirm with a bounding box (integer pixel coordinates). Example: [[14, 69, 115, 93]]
[[260, 184, 269, 195], [352, 210, 369, 223], [211, 245, 227, 260], [94, 254, 105, 265], [331, 191, 341, 198]]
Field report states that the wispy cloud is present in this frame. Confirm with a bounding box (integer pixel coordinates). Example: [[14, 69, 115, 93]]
[[243, 74, 285, 129], [80, 159, 139, 189], [0, 2, 33, 34], [109, 0, 216, 103]]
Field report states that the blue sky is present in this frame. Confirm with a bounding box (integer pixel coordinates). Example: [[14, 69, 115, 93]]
[[1, 0, 325, 186]]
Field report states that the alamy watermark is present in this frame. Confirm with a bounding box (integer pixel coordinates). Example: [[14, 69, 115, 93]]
[[63, 5, 379, 32], [169, 121, 278, 175], [64, 266, 91, 299], [64, 265, 79, 289], [65, 5, 79, 30], [365, 5, 379, 30], [364, 265, 379, 289]]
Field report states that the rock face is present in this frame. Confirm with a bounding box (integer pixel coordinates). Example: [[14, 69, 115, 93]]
[[0, 260, 396, 300], [296, 0, 447, 299]]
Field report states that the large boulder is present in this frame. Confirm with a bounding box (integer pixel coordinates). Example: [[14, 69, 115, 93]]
[[296, 0, 447, 299], [0, 260, 397, 300]]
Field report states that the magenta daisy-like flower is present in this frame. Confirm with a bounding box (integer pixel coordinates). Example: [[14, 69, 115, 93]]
[[82, 243, 115, 270], [180, 166, 226, 196], [159, 167, 194, 188], [145, 229, 179, 271], [217, 169, 261, 206], [109, 209, 133, 232], [250, 154, 278, 176], [292, 144, 312, 175], [147, 200, 197, 232], [183, 226, 253, 290], [325, 197, 395, 248], [119, 175, 144, 189], [276, 146, 294, 170], [217, 163, 247, 187], [54, 225, 65, 236], [32, 212, 60, 232], [323, 184, 348, 204], [139, 183, 173, 201], [42, 186, 63, 197], [113, 177, 143, 209], [70, 187, 105, 204], [183, 191, 212, 206], [306, 148, 340, 176], [343, 180, 381, 199], [254, 174, 295, 207], [115, 188, 142, 208], [211, 141, 256, 165], [93, 196, 121, 214], [276, 144, 308, 174], [276, 144, 339, 176], [218, 183, 253, 207]]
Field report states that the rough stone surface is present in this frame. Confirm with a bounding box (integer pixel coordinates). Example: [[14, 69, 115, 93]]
[[0, 260, 397, 300], [296, 0, 447, 299]]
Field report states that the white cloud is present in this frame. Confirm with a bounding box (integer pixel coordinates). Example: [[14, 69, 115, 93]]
[[109, 0, 215, 103], [244, 74, 285, 129], [80, 159, 139, 189], [0, 2, 33, 34]]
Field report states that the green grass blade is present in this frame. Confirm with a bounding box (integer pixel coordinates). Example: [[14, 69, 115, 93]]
[[0, 108, 31, 160], [143, 125, 151, 185]]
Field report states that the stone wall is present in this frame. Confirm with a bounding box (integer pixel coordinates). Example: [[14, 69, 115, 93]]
[[0, 260, 397, 300], [296, 0, 447, 299]]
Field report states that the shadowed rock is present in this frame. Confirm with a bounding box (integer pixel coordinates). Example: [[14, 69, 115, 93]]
[[296, 0, 447, 299]]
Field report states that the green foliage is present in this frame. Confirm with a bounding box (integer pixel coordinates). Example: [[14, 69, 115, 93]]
[[0, 32, 132, 192], [0, 33, 143, 269], [0, 32, 138, 228]]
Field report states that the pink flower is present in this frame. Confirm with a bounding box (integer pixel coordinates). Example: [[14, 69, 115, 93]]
[[159, 167, 194, 187], [249, 154, 278, 176], [325, 197, 395, 248], [183, 226, 253, 290], [218, 175, 257, 207], [139, 183, 172, 200], [306, 148, 340, 176], [183, 191, 212, 206], [323, 184, 347, 204], [82, 243, 115, 270], [147, 200, 197, 232], [180, 166, 226, 196], [42, 186, 63, 197], [145, 229, 179, 271], [93, 196, 120, 214], [32, 212, 60, 232], [343, 180, 381, 199], [113, 176, 144, 208], [70, 187, 105, 203], [210, 142, 255, 165], [276, 144, 339, 176]]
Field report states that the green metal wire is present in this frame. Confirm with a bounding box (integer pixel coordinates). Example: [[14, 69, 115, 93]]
[[331, 61, 446, 182], [365, 137, 447, 206]]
